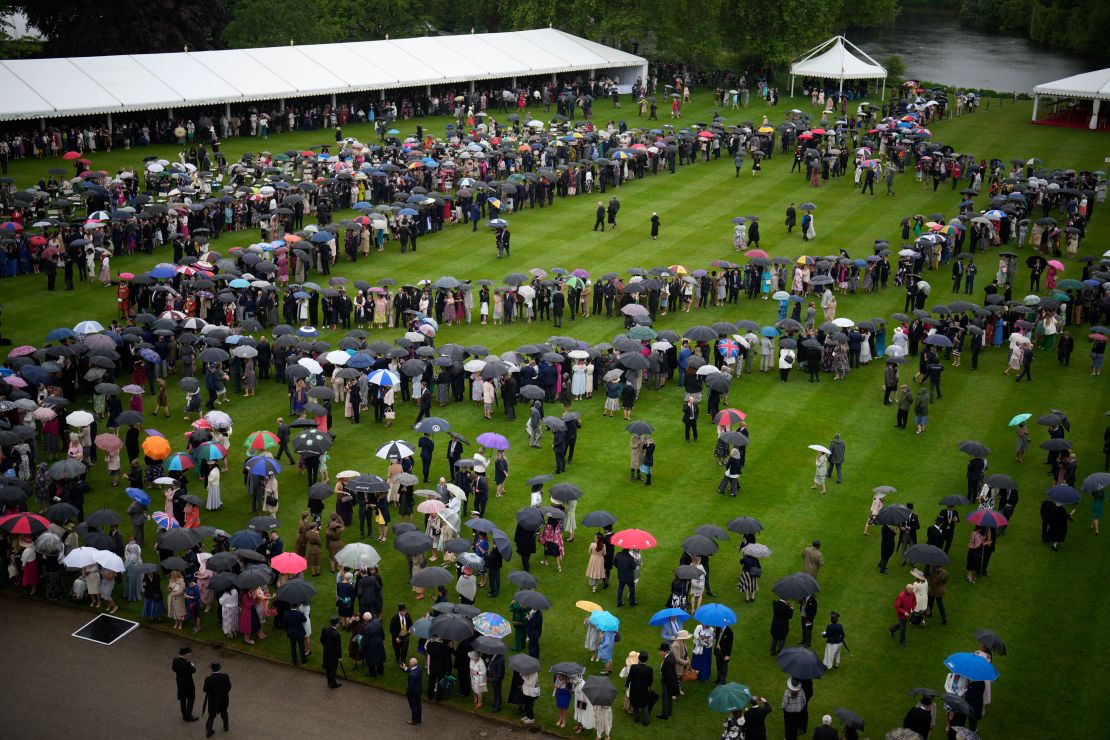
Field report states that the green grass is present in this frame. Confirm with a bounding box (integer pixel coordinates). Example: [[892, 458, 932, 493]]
[[5, 94, 1110, 738]]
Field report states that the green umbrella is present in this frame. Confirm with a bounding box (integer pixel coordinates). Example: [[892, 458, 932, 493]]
[[627, 325, 658, 341], [708, 682, 752, 712]]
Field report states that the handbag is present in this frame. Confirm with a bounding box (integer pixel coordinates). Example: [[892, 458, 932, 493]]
[[265, 494, 278, 507], [681, 668, 699, 682], [374, 510, 385, 526], [749, 565, 762, 578]]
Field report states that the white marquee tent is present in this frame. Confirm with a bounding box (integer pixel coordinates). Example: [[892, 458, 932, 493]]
[[789, 36, 887, 98], [1032, 68, 1110, 129], [0, 28, 648, 122]]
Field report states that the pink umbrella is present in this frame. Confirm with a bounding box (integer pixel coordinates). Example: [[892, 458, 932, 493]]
[[270, 552, 308, 574], [2, 376, 28, 388], [94, 433, 123, 452], [417, 500, 445, 515], [122, 384, 144, 394], [1047, 260, 1065, 271], [32, 406, 57, 421], [8, 345, 36, 357]]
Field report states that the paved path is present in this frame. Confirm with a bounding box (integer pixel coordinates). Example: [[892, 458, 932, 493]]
[[0, 594, 538, 739]]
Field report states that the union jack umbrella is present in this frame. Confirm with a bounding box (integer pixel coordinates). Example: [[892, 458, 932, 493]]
[[717, 338, 740, 358]]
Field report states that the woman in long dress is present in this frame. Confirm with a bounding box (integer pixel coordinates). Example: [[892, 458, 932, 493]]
[[571, 360, 587, 399], [167, 570, 187, 629], [206, 464, 222, 510], [691, 623, 714, 681], [585, 534, 606, 591], [124, 539, 143, 602], [219, 587, 239, 637], [469, 651, 487, 709]]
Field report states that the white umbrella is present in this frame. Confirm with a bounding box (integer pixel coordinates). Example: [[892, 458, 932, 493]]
[[204, 410, 232, 429], [444, 483, 465, 500], [832, 317, 855, 328], [696, 365, 720, 376], [567, 350, 589, 360], [298, 357, 324, 375], [334, 542, 381, 570], [73, 320, 104, 334], [438, 509, 461, 531], [517, 285, 536, 300], [463, 359, 486, 372], [404, 331, 425, 343], [154, 477, 178, 486], [651, 341, 673, 351], [376, 440, 416, 460], [65, 410, 95, 427], [772, 290, 790, 301], [93, 550, 125, 572], [325, 350, 350, 366], [731, 334, 751, 350], [232, 345, 257, 358], [808, 444, 832, 454], [741, 543, 773, 559], [63, 546, 99, 568]]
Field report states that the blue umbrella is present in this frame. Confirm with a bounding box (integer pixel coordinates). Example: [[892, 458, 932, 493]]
[[246, 456, 282, 476], [398, 208, 419, 216], [20, 366, 51, 386], [488, 219, 509, 228], [367, 369, 400, 386], [959, 200, 975, 208], [346, 354, 372, 369], [296, 327, 319, 338], [46, 328, 76, 342], [149, 266, 175, 279], [589, 610, 620, 632], [310, 231, 332, 243], [1008, 413, 1031, 427], [693, 603, 737, 627], [125, 487, 150, 506], [293, 291, 310, 300], [412, 616, 433, 639], [353, 202, 373, 211], [760, 326, 781, 337], [229, 529, 263, 550], [943, 652, 999, 681], [387, 129, 399, 135], [1047, 485, 1080, 505], [229, 278, 250, 289], [649, 608, 692, 627]]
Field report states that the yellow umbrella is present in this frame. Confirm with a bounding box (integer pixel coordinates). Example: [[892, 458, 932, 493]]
[[575, 600, 603, 612], [796, 255, 809, 265], [668, 264, 688, 275], [757, 126, 774, 133]]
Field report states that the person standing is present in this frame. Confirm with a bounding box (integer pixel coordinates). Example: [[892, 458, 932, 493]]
[[202, 662, 231, 737], [821, 611, 845, 669], [405, 657, 423, 725], [614, 548, 638, 606], [172, 646, 199, 722], [785, 203, 796, 233], [770, 597, 793, 655], [802, 541, 823, 579], [284, 603, 308, 664], [418, 433, 434, 483], [826, 433, 845, 484], [593, 202, 606, 232], [888, 584, 916, 647], [799, 593, 818, 648], [274, 417, 295, 464], [486, 650, 506, 712], [626, 651, 654, 726], [782, 678, 808, 740], [896, 384, 912, 429], [389, 603, 411, 669], [682, 395, 698, 441], [713, 624, 733, 684], [321, 615, 343, 688], [657, 642, 679, 720], [650, 212, 660, 240]]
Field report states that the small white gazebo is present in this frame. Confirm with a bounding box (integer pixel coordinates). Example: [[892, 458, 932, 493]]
[[789, 36, 887, 99], [1032, 68, 1110, 129]]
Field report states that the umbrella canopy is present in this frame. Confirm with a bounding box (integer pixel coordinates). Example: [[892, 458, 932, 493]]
[[693, 603, 737, 627], [974, 628, 1007, 655], [270, 552, 308, 574], [772, 572, 820, 600], [904, 544, 949, 565], [610, 529, 656, 549], [582, 675, 619, 706], [775, 647, 826, 679], [943, 652, 999, 680], [513, 589, 551, 610], [275, 579, 316, 604], [473, 612, 513, 638], [708, 682, 752, 712], [508, 654, 540, 674]]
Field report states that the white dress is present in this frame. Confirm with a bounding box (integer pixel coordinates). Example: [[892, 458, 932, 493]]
[[206, 467, 222, 510], [573, 676, 596, 729], [571, 366, 587, 396]]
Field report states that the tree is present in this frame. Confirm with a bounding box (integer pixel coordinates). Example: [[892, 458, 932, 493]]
[[0, 0, 41, 58], [15, 0, 228, 55], [883, 54, 907, 84], [222, 0, 333, 48]]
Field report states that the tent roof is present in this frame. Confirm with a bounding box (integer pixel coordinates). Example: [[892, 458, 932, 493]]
[[1033, 68, 1110, 100], [0, 28, 646, 121], [790, 36, 886, 81]]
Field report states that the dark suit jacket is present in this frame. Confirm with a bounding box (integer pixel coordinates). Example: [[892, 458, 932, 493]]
[[660, 652, 679, 693], [771, 599, 794, 638], [812, 726, 839, 740], [613, 550, 636, 582], [321, 626, 342, 666], [172, 656, 196, 698], [715, 626, 734, 657], [202, 672, 231, 712], [486, 654, 505, 682], [406, 665, 423, 695], [626, 662, 653, 707], [283, 608, 307, 640], [389, 612, 410, 641]]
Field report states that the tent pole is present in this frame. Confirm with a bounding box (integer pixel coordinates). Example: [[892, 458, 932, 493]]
[[790, 75, 794, 98], [1031, 94, 1038, 121], [106, 112, 112, 131], [168, 107, 173, 120], [225, 102, 231, 119], [330, 93, 336, 108], [1090, 98, 1100, 130], [881, 79, 885, 101]]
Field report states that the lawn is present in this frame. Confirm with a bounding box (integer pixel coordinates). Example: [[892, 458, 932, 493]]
[[3, 93, 1109, 738]]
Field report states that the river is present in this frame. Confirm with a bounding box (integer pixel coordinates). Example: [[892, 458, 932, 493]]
[[851, 7, 1101, 93]]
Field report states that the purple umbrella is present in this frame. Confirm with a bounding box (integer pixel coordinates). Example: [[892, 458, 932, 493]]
[[476, 432, 510, 451]]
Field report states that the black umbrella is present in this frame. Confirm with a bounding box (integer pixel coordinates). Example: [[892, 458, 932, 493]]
[[681, 534, 718, 556], [984, 473, 1017, 489], [550, 482, 583, 502], [625, 420, 654, 435], [674, 564, 704, 579], [519, 385, 546, 401], [1040, 438, 1071, 451], [904, 544, 949, 566], [43, 502, 80, 523], [508, 654, 540, 674], [507, 570, 538, 589], [159, 528, 201, 551], [236, 568, 271, 589], [84, 531, 115, 550], [944, 693, 972, 716], [161, 556, 190, 571], [772, 573, 820, 601], [394, 531, 434, 555], [775, 647, 826, 679], [957, 440, 990, 457], [206, 552, 239, 572], [907, 687, 943, 698], [875, 505, 912, 526], [974, 628, 1007, 655], [235, 548, 266, 563], [581, 675, 618, 706], [694, 524, 729, 541], [293, 430, 332, 454], [85, 509, 122, 527], [513, 590, 551, 610], [515, 508, 544, 531], [527, 474, 553, 487], [275, 579, 317, 604], [726, 516, 763, 535], [938, 495, 972, 506], [473, 635, 508, 655], [549, 661, 585, 676], [247, 515, 280, 531], [411, 566, 454, 588], [834, 708, 864, 730], [431, 613, 475, 641], [413, 417, 452, 433], [308, 483, 334, 501], [580, 510, 616, 528]]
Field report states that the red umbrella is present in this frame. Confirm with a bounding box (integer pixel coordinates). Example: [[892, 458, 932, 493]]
[[744, 249, 768, 259], [713, 409, 747, 426], [62, 151, 81, 160], [966, 510, 1008, 529], [610, 528, 656, 549], [0, 512, 51, 536], [270, 552, 308, 574]]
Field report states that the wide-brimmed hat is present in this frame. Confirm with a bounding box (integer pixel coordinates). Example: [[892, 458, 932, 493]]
[[910, 568, 926, 580], [673, 629, 692, 641]]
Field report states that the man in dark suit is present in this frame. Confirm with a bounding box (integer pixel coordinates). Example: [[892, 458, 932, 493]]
[[202, 662, 231, 737], [274, 417, 294, 463], [926, 516, 946, 549], [321, 615, 343, 688], [525, 608, 543, 658], [940, 505, 960, 552], [657, 643, 679, 720], [614, 548, 638, 606], [902, 696, 934, 738], [593, 201, 606, 231], [418, 434, 434, 482], [404, 657, 423, 725], [682, 395, 698, 441], [771, 597, 794, 656], [552, 289, 565, 328], [415, 381, 431, 422], [446, 436, 464, 478], [284, 605, 308, 665], [172, 646, 199, 721], [389, 604, 411, 670], [966, 456, 986, 499], [486, 651, 506, 712], [626, 651, 653, 726], [714, 625, 734, 684]]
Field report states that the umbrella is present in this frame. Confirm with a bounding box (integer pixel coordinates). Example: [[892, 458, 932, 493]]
[[63, 547, 99, 568], [875, 505, 912, 526], [0, 512, 50, 536], [772, 572, 820, 600], [275, 579, 316, 604], [834, 708, 865, 731], [413, 417, 451, 434], [693, 603, 737, 627], [957, 440, 991, 457], [808, 444, 832, 455], [984, 473, 1018, 489], [580, 511, 616, 528], [965, 510, 1008, 528], [473, 635, 508, 655], [161, 556, 190, 571], [65, 410, 95, 427], [431, 614, 474, 641], [682, 534, 718, 556], [741, 543, 772, 559], [726, 516, 763, 535], [708, 682, 752, 712], [974, 628, 1007, 655], [236, 568, 271, 589], [625, 420, 654, 435], [158, 528, 199, 551], [513, 590, 551, 610], [549, 661, 586, 676], [589, 610, 620, 632], [508, 654, 540, 674], [1081, 472, 1110, 493], [649, 608, 691, 626], [270, 552, 308, 574], [49, 459, 87, 480], [943, 652, 999, 680], [582, 675, 618, 706], [247, 515, 280, 532], [611, 529, 655, 549], [775, 647, 826, 679], [507, 570, 538, 590], [85, 509, 122, 527], [1047, 485, 1080, 505], [904, 544, 949, 565], [473, 612, 512, 638], [411, 567, 454, 588]]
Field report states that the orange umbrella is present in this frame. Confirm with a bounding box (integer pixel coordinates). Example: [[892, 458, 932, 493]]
[[141, 436, 171, 460]]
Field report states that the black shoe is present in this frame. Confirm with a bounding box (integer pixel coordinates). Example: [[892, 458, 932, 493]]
[[206, 732, 215, 738], [330, 682, 343, 688], [656, 715, 669, 720], [185, 717, 200, 722]]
